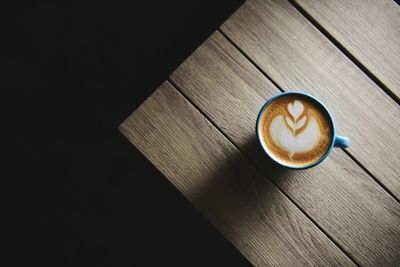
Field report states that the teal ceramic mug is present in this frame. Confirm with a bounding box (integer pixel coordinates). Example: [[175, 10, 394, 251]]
[[256, 91, 349, 169]]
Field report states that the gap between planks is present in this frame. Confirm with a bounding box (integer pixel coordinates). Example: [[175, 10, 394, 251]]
[[287, 0, 400, 106], [167, 78, 361, 266], [217, 28, 400, 205], [288, 0, 400, 107]]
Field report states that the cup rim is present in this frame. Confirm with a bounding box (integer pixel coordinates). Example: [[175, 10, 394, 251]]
[[256, 91, 336, 170]]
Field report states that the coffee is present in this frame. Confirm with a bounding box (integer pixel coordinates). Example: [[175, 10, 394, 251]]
[[258, 94, 332, 167]]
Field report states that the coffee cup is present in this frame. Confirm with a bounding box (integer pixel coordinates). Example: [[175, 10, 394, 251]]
[[256, 91, 349, 169]]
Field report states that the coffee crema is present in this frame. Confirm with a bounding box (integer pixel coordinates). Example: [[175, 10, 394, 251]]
[[259, 94, 332, 167]]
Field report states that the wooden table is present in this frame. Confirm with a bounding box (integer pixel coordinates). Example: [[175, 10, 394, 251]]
[[120, 0, 400, 266]]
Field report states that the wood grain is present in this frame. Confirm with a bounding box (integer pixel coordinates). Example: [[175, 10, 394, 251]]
[[170, 31, 400, 267], [220, 0, 400, 199], [294, 0, 400, 100], [120, 82, 354, 267]]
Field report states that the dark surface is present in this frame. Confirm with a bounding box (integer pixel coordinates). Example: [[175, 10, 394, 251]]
[[7, 0, 251, 266]]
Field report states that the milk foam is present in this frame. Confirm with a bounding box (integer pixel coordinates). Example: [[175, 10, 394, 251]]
[[270, 115, 320, 156]]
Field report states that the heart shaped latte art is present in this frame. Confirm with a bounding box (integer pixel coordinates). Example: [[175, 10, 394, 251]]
[[269, 100, 320, 156], [287, 100, 304, 120]]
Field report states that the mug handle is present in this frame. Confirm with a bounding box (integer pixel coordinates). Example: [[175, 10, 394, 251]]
[[334, 135, 350, 148]]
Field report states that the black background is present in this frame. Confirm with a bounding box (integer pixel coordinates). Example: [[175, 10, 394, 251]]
[[7, 0, 251, 266]]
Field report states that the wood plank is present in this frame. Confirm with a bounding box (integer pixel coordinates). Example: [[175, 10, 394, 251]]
[[120, 82, 354, 266], [294, 0, 400, 101], [220, 0, 400, 199], [170, 31, 400, 266]]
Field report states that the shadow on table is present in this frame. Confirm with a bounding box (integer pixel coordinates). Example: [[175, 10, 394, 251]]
[[242, 135, 284, 173], [189, 134, 292, 258]]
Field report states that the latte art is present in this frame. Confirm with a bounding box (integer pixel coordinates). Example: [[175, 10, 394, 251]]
[[270, 115, 319, 157], [259, 95, 332, 167]]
